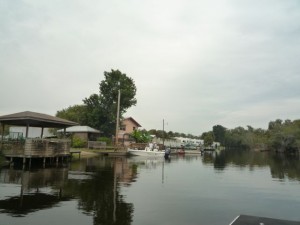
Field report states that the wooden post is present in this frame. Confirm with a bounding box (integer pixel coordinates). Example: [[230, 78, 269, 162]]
[[41, 127, 44, 138], [10, 157, 13, 168], [43, 157, 46, 168], [1, 123, 4, 151], [23, 158, 26, 170], [25, 123, 29, 138], [1, 123, 4, 141]]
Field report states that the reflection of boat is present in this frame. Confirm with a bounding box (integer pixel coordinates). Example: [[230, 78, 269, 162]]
[[176, 149, 185, 155]]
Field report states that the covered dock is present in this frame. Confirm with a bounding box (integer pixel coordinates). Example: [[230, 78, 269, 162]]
[[0, 111, 78, 167]]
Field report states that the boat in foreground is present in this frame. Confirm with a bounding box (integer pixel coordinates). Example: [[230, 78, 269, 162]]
[[230, 215, 300, 225]]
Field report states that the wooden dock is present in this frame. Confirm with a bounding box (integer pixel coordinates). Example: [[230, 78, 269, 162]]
[[2, 138, 72, 168]]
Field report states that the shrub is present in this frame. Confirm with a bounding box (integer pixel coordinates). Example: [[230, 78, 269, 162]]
[[97, 137, 112, 145], [72, 136, 86, 148]]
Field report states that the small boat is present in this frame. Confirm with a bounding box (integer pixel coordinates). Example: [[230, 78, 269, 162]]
[[127, 143, 171, 158], [127, 147, 166, 157]]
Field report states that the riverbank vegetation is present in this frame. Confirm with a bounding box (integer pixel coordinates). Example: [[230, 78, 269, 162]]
[[211, 119, 300, 153]]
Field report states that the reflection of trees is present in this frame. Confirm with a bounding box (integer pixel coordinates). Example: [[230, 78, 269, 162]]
[[63, 157, 134, 225], [202, 150, 300, 181], [269, 154, 300, 180]]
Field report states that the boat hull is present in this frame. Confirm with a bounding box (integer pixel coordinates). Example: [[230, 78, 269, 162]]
[[127, 148, 166, 157]]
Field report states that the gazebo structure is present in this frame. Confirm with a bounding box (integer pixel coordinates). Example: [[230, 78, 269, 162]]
[[0, 111, 78, 166]]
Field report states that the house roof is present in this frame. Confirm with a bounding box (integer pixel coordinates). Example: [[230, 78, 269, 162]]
[[57, 126, 100, 133], [123, 117, 141, 127], [0, 111, 78, 128]]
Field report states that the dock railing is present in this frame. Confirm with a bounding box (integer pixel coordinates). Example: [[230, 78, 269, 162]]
[[1, 138, 71, 158]]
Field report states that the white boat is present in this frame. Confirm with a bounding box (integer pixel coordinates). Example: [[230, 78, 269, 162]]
[[127, 147, 166, 157]]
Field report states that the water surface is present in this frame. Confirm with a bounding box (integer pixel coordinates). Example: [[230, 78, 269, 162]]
[[0, 150, 299, 225]]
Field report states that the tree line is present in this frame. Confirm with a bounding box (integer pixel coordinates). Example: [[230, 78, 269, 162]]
[[209, 119, 300, 153], [53, 69, 299, 154]]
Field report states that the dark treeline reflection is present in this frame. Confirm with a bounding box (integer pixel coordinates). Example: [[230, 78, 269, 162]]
[[0, 157, 136, 225], [202, 150, 300, 181]]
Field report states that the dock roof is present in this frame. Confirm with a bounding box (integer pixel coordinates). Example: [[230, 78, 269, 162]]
[[0, 111, 78, 128]]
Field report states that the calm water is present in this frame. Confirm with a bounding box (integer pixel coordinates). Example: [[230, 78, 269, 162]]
[[0, 150, 300, 225]]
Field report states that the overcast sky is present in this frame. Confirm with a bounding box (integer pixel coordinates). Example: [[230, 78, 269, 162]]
[[1, 0, 300, 135]]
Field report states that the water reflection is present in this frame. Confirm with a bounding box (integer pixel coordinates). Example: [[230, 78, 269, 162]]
[[0, 151, 300, 225], [202, 150, 300, 180], [0, 168, 70, 216], [0, 157, 135, 225]]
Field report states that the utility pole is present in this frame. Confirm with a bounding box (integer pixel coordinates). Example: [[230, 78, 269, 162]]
[[115, 85, 121, 146], [163, 119, 165, 146]]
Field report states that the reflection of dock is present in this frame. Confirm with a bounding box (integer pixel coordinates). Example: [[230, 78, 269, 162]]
[[0, 167, 71, 216], [0, 168, 68, 190]]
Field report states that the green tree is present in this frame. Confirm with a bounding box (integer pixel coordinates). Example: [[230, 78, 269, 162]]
[[56, 104, 88, 125], [212, 125, 226, 145], [131, 129, 151, 143], [57, 69, 137, 137], [202, 131, 214, 147], [92, 69, 137, 136]]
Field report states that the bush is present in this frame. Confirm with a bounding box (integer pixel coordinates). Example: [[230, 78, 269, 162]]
[[97, 137, 112, 145], [72, 136, 86, 148]]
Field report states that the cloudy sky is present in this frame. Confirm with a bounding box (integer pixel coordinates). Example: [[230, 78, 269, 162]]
[[1, 0, 300, 135]]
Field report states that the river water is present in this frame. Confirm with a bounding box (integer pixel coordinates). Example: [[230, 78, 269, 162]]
[[0, 150, 299, 225]]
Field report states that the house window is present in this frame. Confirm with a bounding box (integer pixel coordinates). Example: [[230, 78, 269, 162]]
[[120, 125, 126, 131], [133, 127, 136, 130]]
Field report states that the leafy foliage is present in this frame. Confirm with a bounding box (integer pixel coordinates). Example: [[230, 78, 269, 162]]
[[131, 129, 152, 143], [56, 105, 88, 125], [210, 119, 300, 153], [213, 125, 226, 145], [72, 136, 86, 148], [97, 136, 112, 146], [201, 131, 214, 147]]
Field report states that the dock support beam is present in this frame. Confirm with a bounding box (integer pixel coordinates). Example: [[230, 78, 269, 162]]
[[23, 157, 26, 169]]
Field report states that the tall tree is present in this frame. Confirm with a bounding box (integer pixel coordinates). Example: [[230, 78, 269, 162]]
[[56, 69, 137, 137], [202, 131, 214, 147], [84, 69, 137, 136], [212, 125, 226, 145]]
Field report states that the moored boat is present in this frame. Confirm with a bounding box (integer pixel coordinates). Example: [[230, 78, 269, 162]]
[[127, 148, 166, 157], [127, 143, 171, 158]]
